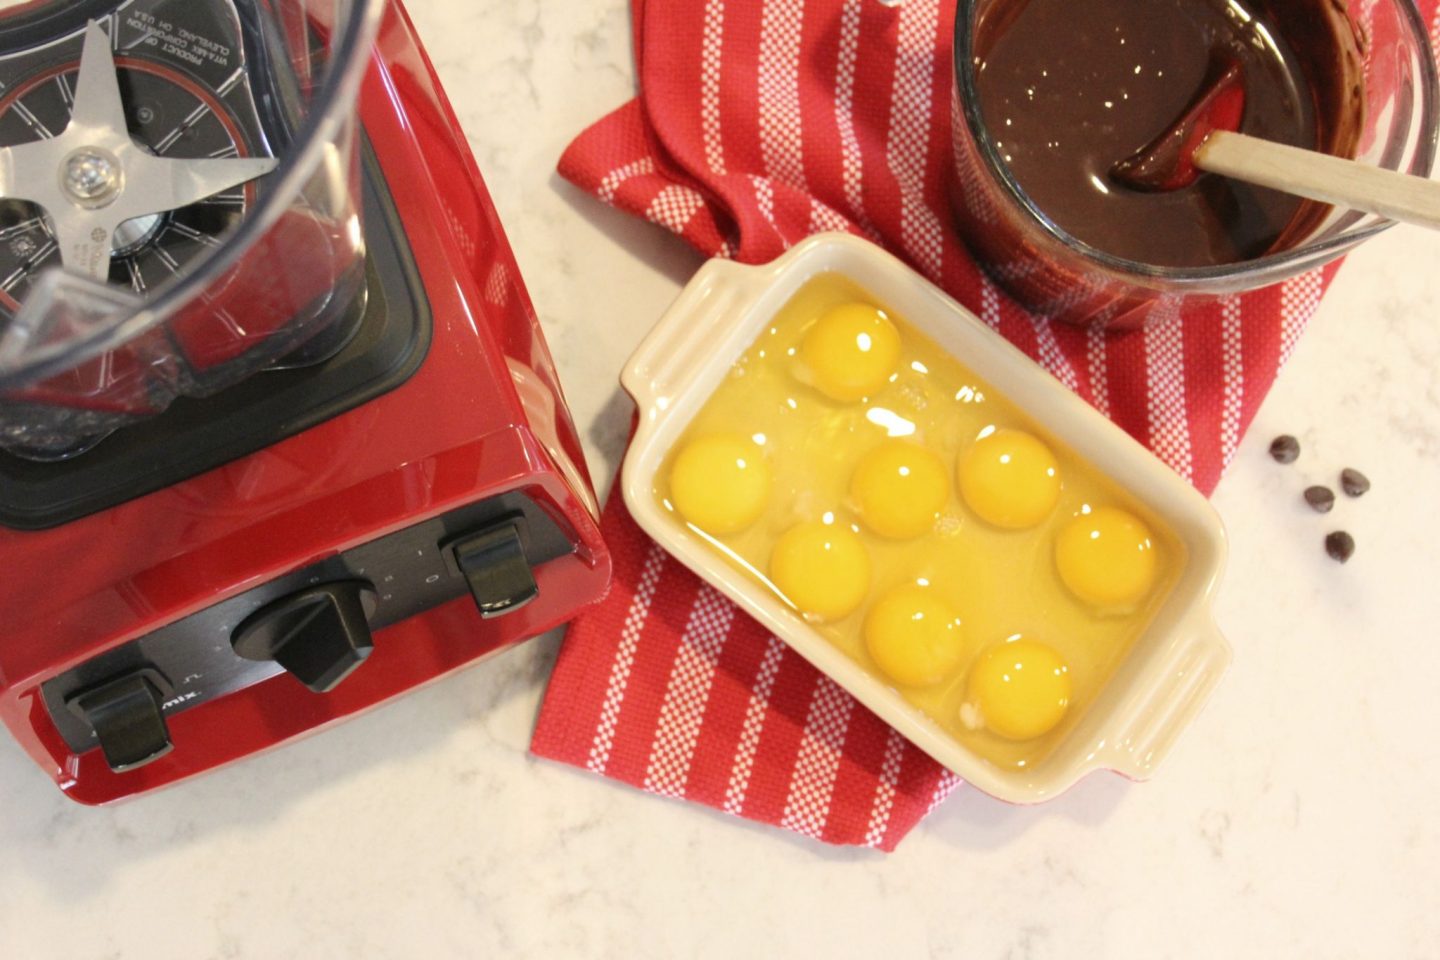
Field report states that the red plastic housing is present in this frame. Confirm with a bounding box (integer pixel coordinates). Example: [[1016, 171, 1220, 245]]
[[0, 0, 611, 804]]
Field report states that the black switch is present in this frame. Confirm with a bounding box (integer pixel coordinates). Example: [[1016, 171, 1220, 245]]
[[451, 518, 538, 618], [231, 581, 376, 693], [66, 670, 173, 772]]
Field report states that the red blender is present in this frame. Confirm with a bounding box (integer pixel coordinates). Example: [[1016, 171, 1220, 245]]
[[0, 0, 611, 803]]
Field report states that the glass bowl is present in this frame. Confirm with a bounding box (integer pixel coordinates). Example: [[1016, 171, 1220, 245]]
[[948, 0, 1440, 328]]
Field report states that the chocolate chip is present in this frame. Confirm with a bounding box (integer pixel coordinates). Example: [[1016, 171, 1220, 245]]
[[1268, 435, 1300, 463], [1325, 531, 1355, 563], [1340, 468, 1370, 497], [1303, 485, 1335, 513]]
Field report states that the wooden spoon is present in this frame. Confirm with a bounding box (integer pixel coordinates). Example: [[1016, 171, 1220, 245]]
[[1111, 57, 1440, 229]]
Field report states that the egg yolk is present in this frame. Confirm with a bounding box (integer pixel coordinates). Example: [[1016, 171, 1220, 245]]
[[863, 584, 966, 687], [799, 302, 902, 402], [769, 521, 871, 621], [850, 440, 949, 539], [1054, 506, 1158, 607], [669, 434, 771, 535], [965, 639, 1071, 740], [957, 428, 1061, 529]]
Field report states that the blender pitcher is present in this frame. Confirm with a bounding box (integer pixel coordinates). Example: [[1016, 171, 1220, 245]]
[[0, 0, 382, 459]]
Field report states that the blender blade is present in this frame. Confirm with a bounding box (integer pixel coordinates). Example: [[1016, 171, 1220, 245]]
[[0, 21, 278, 281]]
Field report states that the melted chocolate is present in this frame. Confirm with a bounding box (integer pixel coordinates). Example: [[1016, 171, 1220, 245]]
[[974, 0, 1362, 267]]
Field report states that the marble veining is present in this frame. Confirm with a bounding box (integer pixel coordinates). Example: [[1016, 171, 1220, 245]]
[[1, 0, 1439, 957]]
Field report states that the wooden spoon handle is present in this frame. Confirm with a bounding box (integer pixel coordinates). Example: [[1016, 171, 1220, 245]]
[[1196, 129, 1440, 229]]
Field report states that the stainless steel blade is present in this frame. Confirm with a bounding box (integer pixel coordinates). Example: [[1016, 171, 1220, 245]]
[[125, 154, 279, 218], [67, 21, 127, 145]]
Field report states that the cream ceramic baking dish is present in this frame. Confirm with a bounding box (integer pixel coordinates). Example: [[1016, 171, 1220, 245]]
[[619, 233, 1230, 804]]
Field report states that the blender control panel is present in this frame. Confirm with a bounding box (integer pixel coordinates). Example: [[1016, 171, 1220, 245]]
[[40, 491, 577, 769]]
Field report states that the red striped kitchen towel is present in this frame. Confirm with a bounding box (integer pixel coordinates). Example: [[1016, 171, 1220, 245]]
[[533, 0, 1435, 850]]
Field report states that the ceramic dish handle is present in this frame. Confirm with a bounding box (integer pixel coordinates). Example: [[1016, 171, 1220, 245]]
[[620, 258, 758, 411], [1100, 619, 1232, 781]]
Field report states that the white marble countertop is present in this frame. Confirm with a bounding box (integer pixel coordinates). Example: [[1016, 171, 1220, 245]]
[[3, 1, 1440, 957]]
